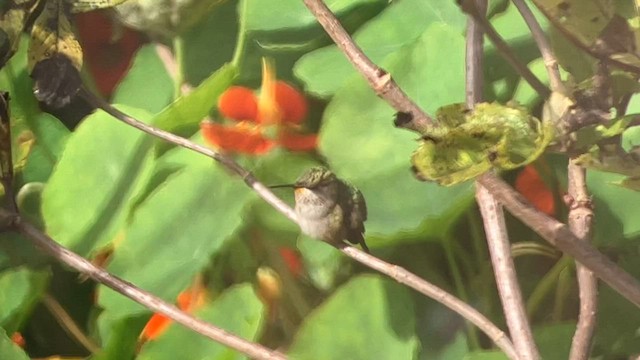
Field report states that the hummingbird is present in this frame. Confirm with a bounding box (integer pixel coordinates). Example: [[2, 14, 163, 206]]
[[271, 167, 369, 253]]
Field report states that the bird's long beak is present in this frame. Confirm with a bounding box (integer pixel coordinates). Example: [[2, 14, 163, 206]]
[[269, 183, 297, 189]]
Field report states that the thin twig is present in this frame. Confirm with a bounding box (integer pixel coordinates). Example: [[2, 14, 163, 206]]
[[510, 0, 564, 93], [301, 0, 434, 133], [42, 293, 101, 354], [0, 209, 286, 360], [467, 2, 539, 357], [459, 0, 550, 98], [80, 89, 298, 224], [566, 163, 597, 360], [0, 92, 17, 213], [477, 187, 540, 359], [477, 174, 640, 307]]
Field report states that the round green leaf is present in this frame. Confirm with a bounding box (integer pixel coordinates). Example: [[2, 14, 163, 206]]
[[289, 275, 417, 360], [42, 106, 155, 256], [98, 164, 254, 317]]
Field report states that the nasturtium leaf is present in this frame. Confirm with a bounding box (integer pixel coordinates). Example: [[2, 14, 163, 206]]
[[0, 267, 49, 334], [93, 314, 148, 360], [152, 63, 237, 132], [295, 0, 466, 97], [532, 323, 574, 360], [587, 169, 640, 245], [319, 24, 474, 239], [28, 0, 83, 107], [289, 275, 418, 360], [0, 328, 29, 360], [138, 284, 264, 360], [244, 0, 384, 32], [111, 44, 173, 114], [98, 164, 253, 317], [22, 113, 69, 182], [42, 106, 155, 256], [412, 102, 554, 186]]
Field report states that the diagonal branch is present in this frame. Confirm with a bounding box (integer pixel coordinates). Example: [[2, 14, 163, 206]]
[[0, 208, 286, 360], [300, 0, 433, 133], [467, 2, 540, 357]]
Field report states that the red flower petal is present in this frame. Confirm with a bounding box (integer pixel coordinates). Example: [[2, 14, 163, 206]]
[[11, 332, 25, 348], [140, 313, 171, 341], [201, 121, 275, 155], [274, 81, 308, 124], [218, 86, 258, 122], [515, 165, 556, 216], [279, 247, 304, 278], [278, 130, 318, 152]]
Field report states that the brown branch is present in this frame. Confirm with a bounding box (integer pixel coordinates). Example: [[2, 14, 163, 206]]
[[476, 187, 540, 359], [80, 88, 517, 356], [301, 0, 434, 133], [0, 92, 17, 213], [42, 293, 101, 354], [467, 3, 539, 355], [0, 209, 286, 360], [511, 1, 597, 356], [80, 89, 298, 224], [510, 0, 564, 93], [566, 163, 597, 360], [477, 174, 640, 307], [459, 0, 551, 99]]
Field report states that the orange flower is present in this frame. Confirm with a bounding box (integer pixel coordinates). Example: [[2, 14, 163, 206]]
[[11, 332, 25, 348], [279, 247, 304, 278], [201, 58, 317, 154], [140, 282, 208, 341], [515, 165, 556, 216]]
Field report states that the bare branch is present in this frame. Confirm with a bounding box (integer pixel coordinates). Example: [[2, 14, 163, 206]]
[[0, 209, 286, 360], [81, 88, 518, 357], [80, 89, 299, 224], [301, 0, 434, 133], [467, 3, 539, 355], [459, 0, 550, 98], [566, 162, 597, 360], [511, 0, 564, 93], [477, 174, 640, 307], [0, 92, 17, 213]]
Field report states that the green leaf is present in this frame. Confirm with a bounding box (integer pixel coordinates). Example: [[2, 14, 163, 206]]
[[112, 44, 173, 114], [22, 112, 69, 183], [0, 328, 29, 360], [0, 267, 49, 334], [92, 314, 147, 360], [138, 284, 264, 360], [98, 164, 254, 317], [42, 106, 155, 256], [412, 102, 554, 186], [290, 275, 417, 360], [533, 323, 574, 360], [294, 0, 466, 97], [244, 0, 384, 32], [319, 24, 474, 239], [587, 169, 640, 245], [152, 63, 237, 132]]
